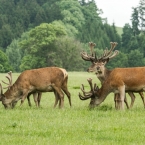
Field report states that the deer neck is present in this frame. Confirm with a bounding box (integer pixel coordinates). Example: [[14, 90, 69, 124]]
[[95, 80, 112, 106], [96, 68, 112, 84]]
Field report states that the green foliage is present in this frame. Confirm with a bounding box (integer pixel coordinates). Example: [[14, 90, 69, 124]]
[[128, 49, 145, 67], [6, 39, 21, 72], [54, 37, 85, 71], [138, 33, 145, 57], [19, 22, 66, 71], [131, 7, 140, 35], [2, 0, 145, 71], [0, 50, 12, 72], [121, 24, 133, 53], [107, 52, 129, 69], [20, 55, 46, 71], [59, 0, 85, 30]]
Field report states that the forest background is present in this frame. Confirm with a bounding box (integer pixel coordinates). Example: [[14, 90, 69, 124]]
[[0, 0, 145, 72]]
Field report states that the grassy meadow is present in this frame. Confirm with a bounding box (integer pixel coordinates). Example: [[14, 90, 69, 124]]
[[0, 72, 145, 145]]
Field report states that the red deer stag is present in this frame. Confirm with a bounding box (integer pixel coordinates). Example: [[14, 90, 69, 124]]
[[2, 72, 60, 107], [79, 66, 145, 110], [80, 42, 145, 109], [0, 67, 71, 109]]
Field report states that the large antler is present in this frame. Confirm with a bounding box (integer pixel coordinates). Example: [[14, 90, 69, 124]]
[[80, 42, 96, 62], [79, 78, 99, 100], [81, 42, 119, 63], [98, 42, 119, 62], [2, 71, 13, 89]]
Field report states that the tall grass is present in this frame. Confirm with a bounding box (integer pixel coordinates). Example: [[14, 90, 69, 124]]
[[0, 72, 145, 145]]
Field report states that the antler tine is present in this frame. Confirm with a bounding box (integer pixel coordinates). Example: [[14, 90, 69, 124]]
[[87, 78, 94, 91], [80, 51, 95, 62], [106, 42, 118, 56], [78, 78, 99, 101], [79, 92, 92, 100], [79, 79, 95, 100], [80, 42, 97, 62], [108, 50, 119, 59], [2, 71, 13, 89], [89, 42, 96, 56], [8, 71, 12, 85], [0, 83, 3, 94], [87, 78, 99, 94], [80, 84, 93, 96], [97, 42, 119, 61]]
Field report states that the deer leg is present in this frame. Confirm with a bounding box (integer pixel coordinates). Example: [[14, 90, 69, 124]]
[[114, 93, 118, 109], [115, 93, 129, 109], [53, 91, 60, 108], [114, 93, 120, 110], [139, 92, 145, 108], [51, 84, 64, 108], [61, 86, 71, 107], [27, 94, 32, 107], [128, 92, 135, 108], [33, 92, 39, 107], [37, 92, 42, 107], [20, 91, 30, 106], [61, 77, 71, 107], [118, 85, 125, 110], [124, 94, 129, 109]]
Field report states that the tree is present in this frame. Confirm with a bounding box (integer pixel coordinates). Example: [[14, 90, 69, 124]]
[[54, 36, 85, 71], [107, 52, 129, 69], [19, 22, 66, 70], [121, 23, 133, 53], [138, 33, 145, 56], [58, 0, 85, 31], [131, 7, 140, 36], [128, 49, 145, 67], [6, 39, 21, 72], [0, 50, 12, 72], [0, 24, 13, 49], [139, 0, 145, 32]]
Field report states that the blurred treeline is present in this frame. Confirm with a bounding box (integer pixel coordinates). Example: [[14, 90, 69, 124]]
[[0, 0, 145, 72]]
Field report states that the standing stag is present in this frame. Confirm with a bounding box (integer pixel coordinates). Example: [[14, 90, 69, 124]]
[[0, 67, 71, 109], [79, 42, 145, 109]]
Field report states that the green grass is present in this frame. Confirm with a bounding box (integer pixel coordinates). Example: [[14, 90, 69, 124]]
[[0, 72, 145, 145]]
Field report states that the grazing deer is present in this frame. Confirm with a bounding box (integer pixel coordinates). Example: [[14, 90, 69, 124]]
[[0, 67, 71, 109], [1, 71, 41, 107], [80, 42, 145, 109]]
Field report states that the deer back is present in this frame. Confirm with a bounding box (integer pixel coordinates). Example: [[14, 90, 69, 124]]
[[107, 67, 145, 90]]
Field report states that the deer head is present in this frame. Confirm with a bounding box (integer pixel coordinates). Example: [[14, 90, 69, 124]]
[[81, 42, 119, 74], [79, 78, 99, 108], [0, 71, 13, 108]]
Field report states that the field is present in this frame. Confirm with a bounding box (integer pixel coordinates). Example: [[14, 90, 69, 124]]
[[0, 72, 145, 145]]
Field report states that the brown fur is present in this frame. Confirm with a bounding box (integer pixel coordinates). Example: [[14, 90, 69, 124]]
[[0, 67, 71, 109], [91, 67, 145, 109], [91, 63, 145, 109]]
